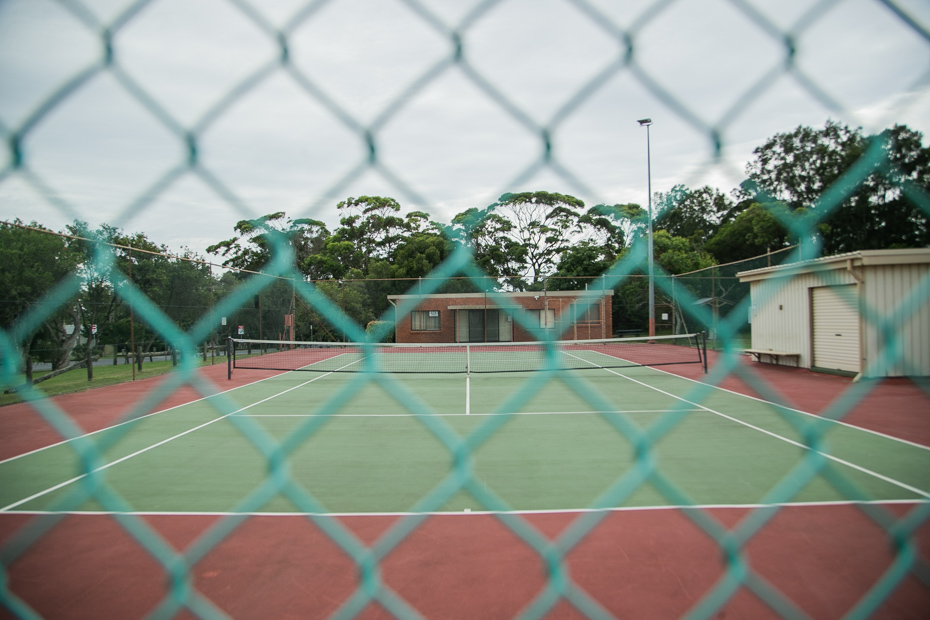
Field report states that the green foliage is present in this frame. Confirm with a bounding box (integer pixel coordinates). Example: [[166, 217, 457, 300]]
[[613, 279, 649, 331], [452, 191, 619, 289], [66, 222, 217, 353], [0, 221, 80, 329], [9, 119, 926, 359], [495, 191, 587, 286], [450, 204, 525, 287], [548, 244, 614, 291], [303, 197, 440, 281], [703, 203, 794, 264], [743, 120, 930, 254], [579, 204, 629, 253], [304, 239, 354, 280], [652, 230, 717, 274], [314, 280, 375, 337], [330, 196, 412, 273], [744, 121, 862, 208], [609, 231, 716, 332], [0, 221, 84, 370], [207, 212, 330, 274], [654, 185, 734, 246], [390, 232, 453, 279]]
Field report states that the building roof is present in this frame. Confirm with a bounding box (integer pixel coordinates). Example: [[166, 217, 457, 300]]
[[736, 248, 930, 282], [387, 290, 613, 301]]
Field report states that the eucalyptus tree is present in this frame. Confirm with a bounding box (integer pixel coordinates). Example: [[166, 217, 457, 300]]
[[304, 197, 436, 279], [207, 211, 331, 274], [452, 191, 611, 290]]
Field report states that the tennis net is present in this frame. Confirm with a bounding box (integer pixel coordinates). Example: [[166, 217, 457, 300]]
[[228, 333, 707, 376]]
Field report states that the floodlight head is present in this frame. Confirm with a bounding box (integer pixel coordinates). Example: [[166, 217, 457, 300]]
[[637, 118, 653, 126]]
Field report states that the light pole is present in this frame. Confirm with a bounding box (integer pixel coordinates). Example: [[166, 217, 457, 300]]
[[637, 118, 655, 338]]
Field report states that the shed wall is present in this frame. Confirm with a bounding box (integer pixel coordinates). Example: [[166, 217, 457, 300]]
[[861, 263, 930, 377], [750, 269, 858, 370], [749, 262, 930, 377]]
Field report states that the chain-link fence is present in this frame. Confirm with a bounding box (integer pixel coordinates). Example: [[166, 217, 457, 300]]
[[0, 221, 660, 405], [669, 245, 798, 347], [2, 0, 930, 618]]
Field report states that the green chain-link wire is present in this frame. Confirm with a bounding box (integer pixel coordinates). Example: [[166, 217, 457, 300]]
[[2, 0, 929, 617]]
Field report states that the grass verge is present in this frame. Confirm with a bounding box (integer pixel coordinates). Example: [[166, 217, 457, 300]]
[[1, 356, 228, 407]]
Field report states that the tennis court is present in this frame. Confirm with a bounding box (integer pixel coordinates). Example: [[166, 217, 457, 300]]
[[1, 341, 929, 618], [3, 338, 929, 517]]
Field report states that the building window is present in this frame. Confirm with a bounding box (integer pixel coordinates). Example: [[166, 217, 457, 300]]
[[411, 310, 441, 331], [526, 309, 555, 328], [573, 303, 600, 323]]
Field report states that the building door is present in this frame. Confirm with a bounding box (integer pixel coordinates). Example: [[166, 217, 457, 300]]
[[456, 309, 511, 342], [812, 285, 860, 373], [468, 310, 485, 342], [486, 309, 500, 342]]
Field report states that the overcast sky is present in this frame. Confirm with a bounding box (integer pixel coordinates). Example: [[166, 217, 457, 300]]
[[1, 0, 929, 257]]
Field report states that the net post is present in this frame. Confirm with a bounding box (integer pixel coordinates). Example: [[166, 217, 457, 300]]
[[227, 337, 233, 380], [465, 345, 470, 415], [701, 331, 708, 373]]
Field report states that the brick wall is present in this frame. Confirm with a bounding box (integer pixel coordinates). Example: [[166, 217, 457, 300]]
[[390, 292, 613, 343], [393, 296, 457, 344]]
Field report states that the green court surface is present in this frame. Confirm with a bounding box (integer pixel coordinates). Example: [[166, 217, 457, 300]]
[[2, 365, 929, 516]]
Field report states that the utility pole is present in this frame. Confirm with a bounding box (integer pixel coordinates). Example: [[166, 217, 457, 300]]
[[638, 118, 655, 338]]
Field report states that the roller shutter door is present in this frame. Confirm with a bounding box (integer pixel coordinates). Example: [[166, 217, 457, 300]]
[[812, 285, 860, 373]]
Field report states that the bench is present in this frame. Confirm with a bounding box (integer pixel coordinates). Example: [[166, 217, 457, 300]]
[[744, 349, 800, 365]]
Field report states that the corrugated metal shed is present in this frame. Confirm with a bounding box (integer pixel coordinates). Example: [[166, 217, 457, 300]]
[[737, 249, 930, 378]]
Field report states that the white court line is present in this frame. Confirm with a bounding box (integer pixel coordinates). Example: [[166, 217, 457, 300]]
[[243, 348, 366, 374], [579, 348, 930, 453], [655, 361, 930, 453], [566, 350, 930, 499], [4, 498, 926, 518], [1, 351, 363, 466], [238, 409, 704, 418], [8, 350, 925, 512], [0, 370, 294, 466], [0, 362, 359, 513]]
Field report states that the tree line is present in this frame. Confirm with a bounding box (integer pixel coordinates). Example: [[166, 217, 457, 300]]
[[3, 120, 928, 376], [207, 120, 929, 282], [0, 221, 226, 380]]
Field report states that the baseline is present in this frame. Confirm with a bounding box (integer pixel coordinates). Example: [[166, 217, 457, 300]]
[[5, 498, 925, 518]]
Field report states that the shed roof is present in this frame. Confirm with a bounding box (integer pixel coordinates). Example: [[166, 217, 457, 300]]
[[736, 248, 930, 282]]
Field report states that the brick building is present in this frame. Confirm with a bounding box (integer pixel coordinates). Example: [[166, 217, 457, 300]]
[[387, 291, 613, 343]]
